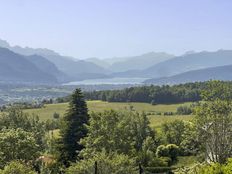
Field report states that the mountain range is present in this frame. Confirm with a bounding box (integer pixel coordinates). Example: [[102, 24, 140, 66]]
[[0, 47, 57, 84], [86, 52, 174, 72], [144, 64, 232, 84], [1, 38, 232, 85], [0, 39, 109, 82], [142, 50, 232, 78]]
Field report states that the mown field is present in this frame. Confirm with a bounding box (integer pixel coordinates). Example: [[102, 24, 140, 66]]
[[23, 100, 194, 129]]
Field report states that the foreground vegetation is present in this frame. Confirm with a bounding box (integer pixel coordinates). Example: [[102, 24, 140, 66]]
[[1, 80, 232, 173]]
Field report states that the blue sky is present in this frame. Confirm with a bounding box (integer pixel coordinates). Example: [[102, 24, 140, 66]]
[[0, 0, 232, 59]]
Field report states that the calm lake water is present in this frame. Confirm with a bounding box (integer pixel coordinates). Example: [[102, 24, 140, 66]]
[[63, 77, 148, 85]]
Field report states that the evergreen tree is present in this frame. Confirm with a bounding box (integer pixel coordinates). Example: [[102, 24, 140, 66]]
[[57, 89, 89, 166]]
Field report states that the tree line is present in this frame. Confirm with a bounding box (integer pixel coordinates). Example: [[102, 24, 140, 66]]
[[84, 81, 232, 104]]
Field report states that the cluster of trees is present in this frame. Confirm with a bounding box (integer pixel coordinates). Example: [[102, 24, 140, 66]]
[[0, 102, 44, 112], [0, 109, 46, 173], [84, 82, 209, 104], [1, 81, 232, 173], [84, 81, 232, 104], [176, 105, 193, 115]]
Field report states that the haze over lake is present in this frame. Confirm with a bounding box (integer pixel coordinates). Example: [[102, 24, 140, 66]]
[[63, 77, 148, 85]]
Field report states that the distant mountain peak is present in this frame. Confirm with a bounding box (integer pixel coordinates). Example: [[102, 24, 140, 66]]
[[0, 38, 59, 57], [0, 39, 10, 48], [0, 47, 58, 84]]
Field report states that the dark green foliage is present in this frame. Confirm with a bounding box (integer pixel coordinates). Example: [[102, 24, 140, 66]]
[[156, 145, 169, 157], [42, 99, 53, 104], [145, 166, 176, 174], [84, 81, 232, 104], [56, 95, 72, 103], [84, 82, 206, 104], [0, 161, 36, 174], [176, 105, 192, 115], [53, 112, 60, 119], [167, 144, 180, 161], [57, 88, 89, 166], [163, 112, 174, 116], [156, 144, 179, 161]]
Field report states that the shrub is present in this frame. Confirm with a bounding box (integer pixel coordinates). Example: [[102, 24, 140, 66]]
[[156, 145, 169, 157], [53, 112, 60, 119], [0, 161, 36, 174], [0, 128, 40, 168], [176, 105, 192, 115], [156, 144, 179, 162], [163, 112, 174, 116], [166, 144, 179, 161], [145, 167, 176, 174], [66, 152, 137, 174]]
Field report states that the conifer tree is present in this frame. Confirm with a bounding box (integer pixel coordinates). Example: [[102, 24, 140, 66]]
[[57, 88, 89, 166]]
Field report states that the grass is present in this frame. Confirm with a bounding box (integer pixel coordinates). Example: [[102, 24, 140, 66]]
[[23, 100, 194, 128], [149, 115, 193, 129]]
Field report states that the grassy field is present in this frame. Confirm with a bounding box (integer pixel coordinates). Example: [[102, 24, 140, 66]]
[[23, 100, 194, 128]]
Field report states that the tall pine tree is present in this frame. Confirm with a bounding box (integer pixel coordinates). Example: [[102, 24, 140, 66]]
[[57, 88, 89, 166]]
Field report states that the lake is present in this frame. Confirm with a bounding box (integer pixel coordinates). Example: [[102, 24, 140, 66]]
[[63, 77, 148, 85]]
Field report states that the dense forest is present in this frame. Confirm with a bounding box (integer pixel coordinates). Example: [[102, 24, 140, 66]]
[[84, 81, 232, 104]]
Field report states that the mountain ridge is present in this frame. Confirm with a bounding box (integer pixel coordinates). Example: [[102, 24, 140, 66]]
[[144, 64, 232, 85], [0, 47, 57, 84]]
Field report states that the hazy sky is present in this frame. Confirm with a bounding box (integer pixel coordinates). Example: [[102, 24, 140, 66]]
[[0, 0, 232, 59]]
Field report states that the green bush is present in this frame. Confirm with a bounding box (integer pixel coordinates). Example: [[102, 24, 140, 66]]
[[66, 152, 137, 174], [53, 112, 60, 119], [163, 112, 174, 116], [156, 144, 179, 161], [0, 128, 40, 168], [166, 144, 180, 161], [0, 161, 36, 174], [156, 145, 169, 157], [176, 106, 192, 115], [145, 166, 176, 174]]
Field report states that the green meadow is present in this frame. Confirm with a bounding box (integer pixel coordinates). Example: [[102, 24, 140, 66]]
[[23, 100, 194, 129]]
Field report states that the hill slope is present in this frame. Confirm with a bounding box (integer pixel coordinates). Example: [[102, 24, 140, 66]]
[[0, 39, 109, 81], [25, 55, 67, 82], [109, 52, 174, 72], [80, 52, 174, 72], [142, 50, 232, 78], [144, 64, 232, 84], [0, 47, 57, 84]]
